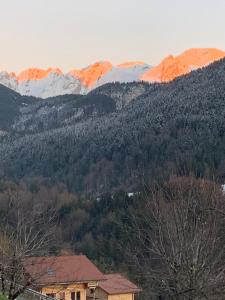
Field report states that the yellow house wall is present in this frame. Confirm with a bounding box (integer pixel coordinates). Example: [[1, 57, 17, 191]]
[[108, 294, 134, 300], [88, 288, 135, 300], [41, 283, 86, 300]]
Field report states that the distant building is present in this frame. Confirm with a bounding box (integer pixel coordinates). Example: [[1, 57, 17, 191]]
[[24, 255, 141, 300], [89, 274, 141, 300]]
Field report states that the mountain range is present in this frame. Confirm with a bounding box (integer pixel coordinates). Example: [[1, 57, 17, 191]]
[[1, 50, 225, 195], [0, 62, 150, 98], [1, 48, 224, 98]]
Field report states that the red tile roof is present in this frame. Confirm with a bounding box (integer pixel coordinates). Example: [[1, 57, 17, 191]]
[[24, 255, 105, 285], [98, 274, 141, 295]]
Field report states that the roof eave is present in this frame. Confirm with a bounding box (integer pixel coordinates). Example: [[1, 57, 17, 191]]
[[38, 278, 105, 286]]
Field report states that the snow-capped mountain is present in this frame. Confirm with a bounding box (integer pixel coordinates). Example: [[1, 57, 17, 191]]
[[94, 62, 150, 89], [18, 71, 81, 98], [0, 62, 150, 98], [69, 61, 113, 92], [0, 68, 81, 99], [0, 71, 18, 92], [1, 48, 225, 99], [141, 48, 225, 82]]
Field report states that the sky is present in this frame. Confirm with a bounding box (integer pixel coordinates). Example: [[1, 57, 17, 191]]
[[0, 0, 225, 73]]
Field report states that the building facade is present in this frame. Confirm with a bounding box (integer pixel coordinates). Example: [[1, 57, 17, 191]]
[[25, 255, 140, 300]]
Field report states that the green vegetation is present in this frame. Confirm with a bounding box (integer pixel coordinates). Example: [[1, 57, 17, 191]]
[[0, 180, 135, 270], [1, 177, 225, 299]]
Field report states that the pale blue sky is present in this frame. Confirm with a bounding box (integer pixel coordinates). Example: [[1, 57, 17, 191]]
[[0, 0, 225, 72]]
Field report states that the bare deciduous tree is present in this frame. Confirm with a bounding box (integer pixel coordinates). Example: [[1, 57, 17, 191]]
[[126, 177, 225, 300], [0, 186, 56, 300]]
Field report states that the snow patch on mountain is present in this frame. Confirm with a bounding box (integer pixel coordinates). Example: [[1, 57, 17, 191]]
[[94, 63, 151, 88], [69, 61, 113, 91], [0, 71, 18, 91], [18, 71, 81, 99]]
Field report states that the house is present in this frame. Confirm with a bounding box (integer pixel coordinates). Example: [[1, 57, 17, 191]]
[[24, 255, 140, 300], [88, 274, 141, 300]]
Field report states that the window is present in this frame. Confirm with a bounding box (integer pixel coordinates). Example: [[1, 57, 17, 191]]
[[70, 291, 81, 300], [47, 267, 54, 276]]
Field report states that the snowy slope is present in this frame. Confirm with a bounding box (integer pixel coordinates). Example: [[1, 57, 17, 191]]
[[69, 61, 113, 92], [94, 63, 151, 89], [0, 71, 18, 91], [141, 48, 225, 82], [18, 71, 81, 98]]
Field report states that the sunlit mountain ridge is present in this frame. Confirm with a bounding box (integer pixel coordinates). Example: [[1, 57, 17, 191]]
[[0, 61, 150, 98], [0, 48, 224, 98], [142, 48, 225, 82]]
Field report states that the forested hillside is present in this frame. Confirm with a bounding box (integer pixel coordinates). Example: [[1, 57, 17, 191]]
[[12, 93, 117, 134], [1, 177, 225, 299], [1, 58, 225, 195], [0, 84, 37, 132]]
